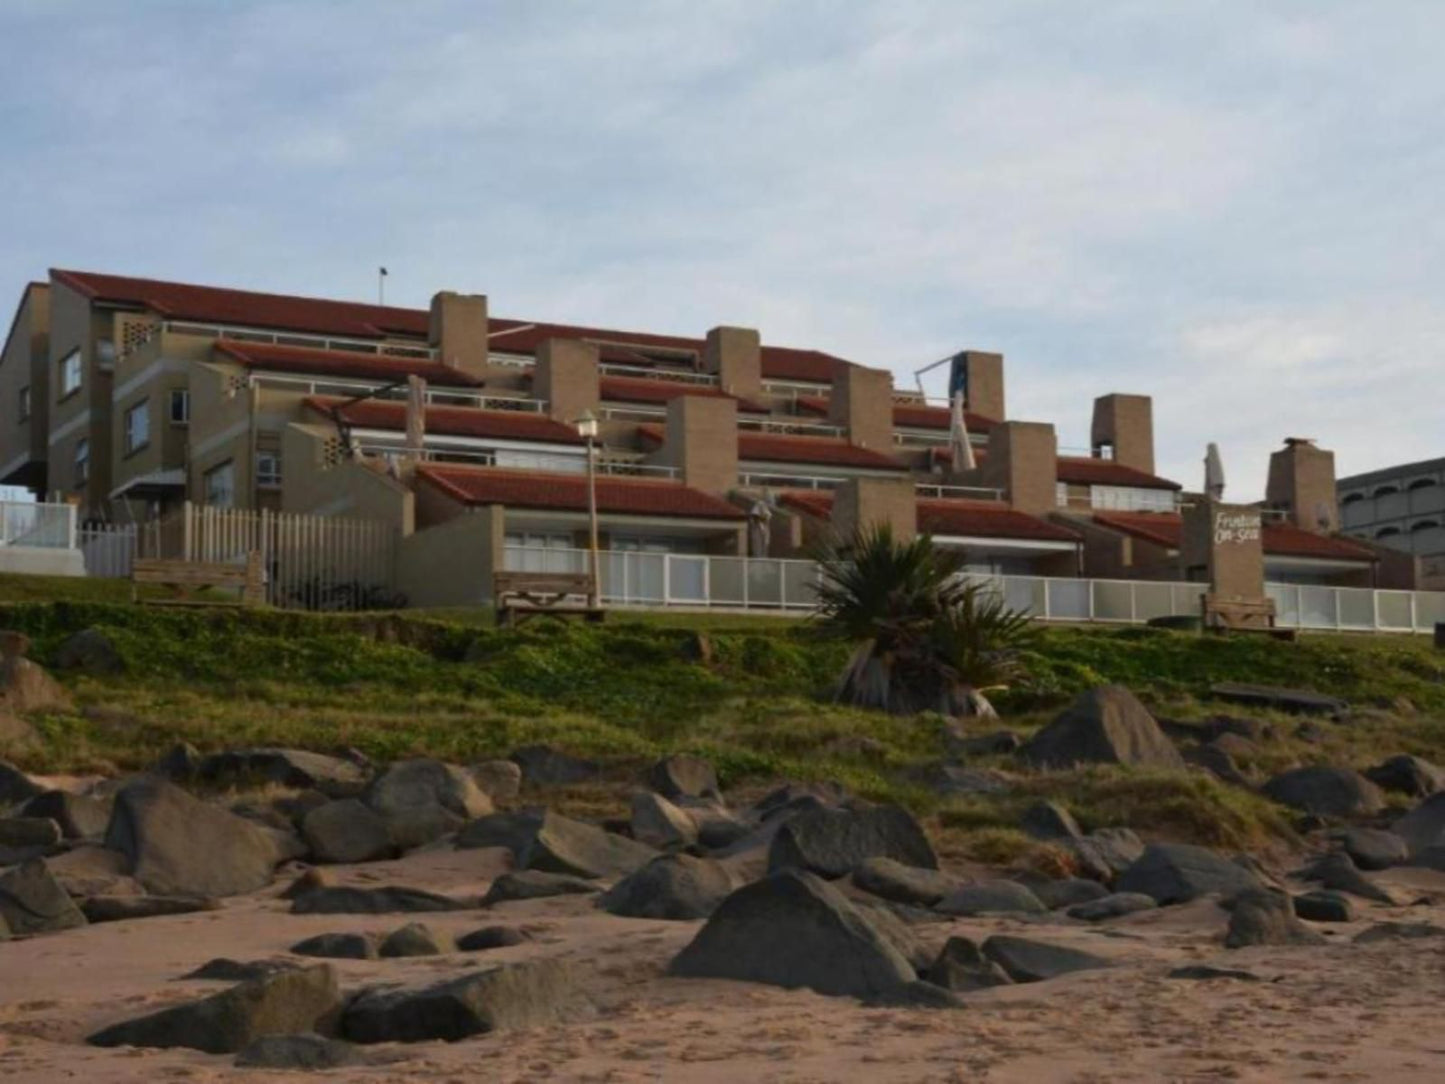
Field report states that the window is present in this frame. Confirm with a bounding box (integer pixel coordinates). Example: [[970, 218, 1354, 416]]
[[204, 460, 235, 507], [256, 450, 281, 488], [17, 386, 30, 422], [58, 349, 82, 398], [124, 400, 150, 454], [503, 531, 580, 573], [73, 438, 89, 486], [169, 389, 190, 425], [1089, 485, 1177, 513]]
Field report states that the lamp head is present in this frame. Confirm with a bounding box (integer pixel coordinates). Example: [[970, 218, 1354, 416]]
[[574, 410, 599, 440]]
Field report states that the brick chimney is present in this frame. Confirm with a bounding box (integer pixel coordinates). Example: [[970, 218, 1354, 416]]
[[831, 476, 916, 541], [1090, 394, 1155, 475], [427, 292, 488, 377], [827, 360, 893, 451], [1266, 437, 1339, 533], [702, 326, 761, 400], [657, 395, 737, 493], [534, 338, 600, 424], [954, 350, 1006, 422], [978, 421, 1058, 514]]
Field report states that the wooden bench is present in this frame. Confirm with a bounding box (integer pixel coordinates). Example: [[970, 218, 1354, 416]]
[[493, 571, 603, 627], [1201, 593, 1295, 639], [132, 551, 265, 607]]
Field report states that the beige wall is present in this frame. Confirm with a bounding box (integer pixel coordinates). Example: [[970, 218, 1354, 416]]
[[655, 395, 738, 493], [0, 284, 50, 490], [702, 326, 761, 400], [535, 338, 600, 424], [1182, 500, 1266, 598], [428, 292, 489, 378], [1266, 439, 1338, 532], [827, 360, 893, 451], [396, 503, 503, 607], [957, 351, 1006, 422], [978, 421, 1058, 515], [45, 279, 115, 508], [832, 476, 916, 540], [1090, 394, 1154, 475], [280, 423, 414, 531]]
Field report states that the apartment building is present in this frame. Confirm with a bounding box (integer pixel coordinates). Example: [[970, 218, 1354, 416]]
[[0, 267, 1403, 606], [1338, 456, 1445, 588]]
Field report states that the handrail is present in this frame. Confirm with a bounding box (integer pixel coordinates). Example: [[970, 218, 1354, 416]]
[[352, 443, 679, 478], [599, 362, 718, 386], [249, 373, 544, 413], [158, 320, 435, 359], [738, 471, 842, 490], [738, 417, 845, 437], [916, 483, 1004, 500]]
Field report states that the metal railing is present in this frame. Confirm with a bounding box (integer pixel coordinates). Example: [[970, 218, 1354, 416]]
[[250, 373, 544, 413], [154, 321, 435, 360], [1266, 582, 1445, 634], [917, 483, 1004, 501], [1, 501, 77, 549], [738, 471, 843, 491], [738, 417, 845, 437], [353, 444, 679, 478], [1057, 490, 1182, 513], [599, 362, 717, 386]]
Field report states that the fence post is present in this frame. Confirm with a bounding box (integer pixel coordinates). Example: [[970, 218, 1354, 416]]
[[182, 501, 194, 561]]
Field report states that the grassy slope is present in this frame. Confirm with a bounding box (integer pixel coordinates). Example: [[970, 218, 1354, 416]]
[[2, 599, 1442, 864]]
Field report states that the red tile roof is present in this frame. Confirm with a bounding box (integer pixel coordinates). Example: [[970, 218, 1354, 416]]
[[1056, 457, 1181, 490], [300, 397, 584, 444], [1091, 512, 1377, 562], [217, 341, 484, 388], [416, 464, 744, 520], [777, 491, 1081, 543], [637, 424, 909, 472], [796, 395, 996, 433], [598, 375, 769, 413]]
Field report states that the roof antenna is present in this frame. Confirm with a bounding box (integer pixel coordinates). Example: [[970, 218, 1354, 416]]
[[377, 266, 388, 306]]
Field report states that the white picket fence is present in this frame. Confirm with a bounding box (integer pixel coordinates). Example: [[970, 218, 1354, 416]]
[[80, 503, 400, 610]]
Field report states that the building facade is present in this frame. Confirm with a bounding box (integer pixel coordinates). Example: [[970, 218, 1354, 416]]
[[1338, 457, 1445, 588]]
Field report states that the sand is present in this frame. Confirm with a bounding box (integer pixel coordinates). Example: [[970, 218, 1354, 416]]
[[3, 846, 1444, 1083]]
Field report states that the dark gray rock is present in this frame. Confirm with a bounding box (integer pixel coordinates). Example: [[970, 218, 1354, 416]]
[[198, 748, 367, 795], [901, 762, 1012, 797], [1028, 877, 1110, 910], [1116, 843, 1260, 905], [54, 627, 124, 675], [1183, 744, 1250, 787], [1064, 827, 1146, 882], [1293, 890, 1354, 923], [1067, 892, 1157, 921], [301, 799, 395, 864], [1301, 851, 1394, 904], [519, 810, 658, 880], [852, 856, 962, 907], [280, 868, 333, 901], [0, 760, 42, 809], [151, 742, 201, 783], [1354, 921, 1445, 944], [752, 782, 850, 820], [20, 791, 111, 839], [1225, 888, 1326, 948], [1408, 844, 1445, 872], [1334, 827, 1409, 871], [185, 958, 298, 982], [290, 932, 378, 960], [1263, 767, 1384, 818], [455, 809, 545, 854], [88, 964, 340, 1054], [341, 960, 583, 1043], [290, 885, 468, 915], [981, 935, 1111, 983], [1208, 682, 1347, 717], [629, 791, 698, 850], [482, 870, 600, 905], [1019, 800, 1082, 841], [379, 922, 451, 957], [105, 778, 279, 898], [0, 816, 61, 848], [234, 1033, 366, 1070], [1020, 685, 1185, 771], [469, 760, 522, 802], [82, 895, 218, 923], [599, 854, 733, 921], [925, 936, 1012, 992], [669, 870, 918, 999], [1391, 792, 1445, 857], [1364, 754, 1445, 798], [0, 858, 87, 935], [1168, 964, 1262, 982], [509, 745, 600, 786], [456, 926, 530, 951], [950, 729, 1022, 757], [363, 759, 492, 849], [767, 804, 935, 879], [642, 754, 719, 801], [935, 880, 1046, 917]]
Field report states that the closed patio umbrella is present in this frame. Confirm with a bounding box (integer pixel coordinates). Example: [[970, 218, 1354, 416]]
[[1204, 443, 1226, 500], [950, 390, 976, 473]]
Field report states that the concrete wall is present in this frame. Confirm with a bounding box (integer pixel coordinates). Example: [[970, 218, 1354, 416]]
[[0, 284, 50, 491], [655, 395, 738, 493], [978, 421, 1058, 515], [702, 326, 761, 401], [1090, 394, 1154, 475], [428, 292, 489, 379], [535, 338, 600, 425], [45, 279, 115, 508], [1267, 439, 1339, 532], [281, 423, 414, 531], [831, 476, 916, 540], [396, 504, 503, 607], [956, 351, 1005, 422], [827, 360, 893, 451]]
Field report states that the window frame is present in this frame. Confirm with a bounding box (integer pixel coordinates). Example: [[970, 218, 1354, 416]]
[[169, 388, 190, 426], [255, 450, 282, 488], [123, 398, 151, 456], [58, 348, 82, 399], [203, 460, 236, 508], [74, 437, 89, 486]]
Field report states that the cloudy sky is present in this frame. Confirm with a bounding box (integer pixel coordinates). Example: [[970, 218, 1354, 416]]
[[2, 1, 1440, 497]]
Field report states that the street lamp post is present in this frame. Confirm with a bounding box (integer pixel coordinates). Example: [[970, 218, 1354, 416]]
[[575, 410, 602, 609]]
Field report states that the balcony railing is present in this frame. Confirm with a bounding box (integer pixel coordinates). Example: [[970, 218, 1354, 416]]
[[598, 362, 718, 386], [917, 483, 1004, 501], [250, 373, 543, 413], [0, 501, 77, 549], [738, 471, 843, 490], [738, 417, 845, 437], [355, 444, 678, 478]]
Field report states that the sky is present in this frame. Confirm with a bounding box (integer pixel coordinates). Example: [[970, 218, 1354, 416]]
[[1, 0, 1441, 498]]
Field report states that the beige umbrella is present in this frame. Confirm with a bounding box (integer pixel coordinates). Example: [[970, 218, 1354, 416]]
[[747, 499, 773, 557], [1204, 443, 1226, 500], [950, 390, 976, 473]]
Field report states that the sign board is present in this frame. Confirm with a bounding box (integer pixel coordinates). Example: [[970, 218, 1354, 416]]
[[1213, 509, 1260, 547]]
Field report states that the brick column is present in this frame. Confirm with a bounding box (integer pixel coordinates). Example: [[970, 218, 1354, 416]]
[[657, 395, 738, 493], [828, 360, 894, 451], [831, 476, 916, 540], [978, 421, 1058, 514], [534, 339, 600, 425]]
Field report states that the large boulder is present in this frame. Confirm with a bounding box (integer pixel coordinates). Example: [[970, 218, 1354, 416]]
[[0, 816, 61, 848], [291, 932, 378, 960], [1364, 755, 1445, 798], [301, 799, 395, 864], [291, 885, 469, 914], [1333, 827, 1409, 871], [935, 880, 1047, 917], [1299, 851, 1394, 904], [518, 810, 658, 880], [509, 745, 600, 786], [767, 805, 936, 879], [234, 1034, 366, 1070], [54, 628, 124, 675], [599, 854, 733, 921], [641, 754, 720, 801], [104, 778, 280, 898], [20, 790, 111, 839], [363, 759, 492, 849], [1063, 827, 1146, 883], [980, 936, 1111, 983], [1019, 800, 1082, 841], [1019, 686, 1184, 770], [1293, 890, 1354, 923], [469, 760, 522, 802], [852, 857, 962, 907], [924, 936, 1012, 992], [629, 791, 698, 850], [0, 761, 42, 809], [1224, 888, 1325, 948], [1116, 843, 1259, 905], [379, 922, 452, 958], [1029, 876, 1110, 910], [455, 809, 545, 854], [88, 965, 340, 1054], [81, 896, 217, 923], [1067, 892, 1157, 922], [669, 870, 918, 1000], [1262, 767, 1384, 818], [1391, 792, 1445, 857], [341, 960, 582, 1044], [199, 749, 367, 795], [1208, 682, 1347, 717], [0, 858, 87, 935], [482, 870, 600, 905]]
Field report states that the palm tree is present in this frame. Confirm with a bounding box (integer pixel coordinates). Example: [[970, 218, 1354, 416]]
[[813, 524, 1036, 718]]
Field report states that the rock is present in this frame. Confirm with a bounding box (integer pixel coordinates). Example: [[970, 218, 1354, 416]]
[[151, 742, 201, 782], [1354, 921, 1445, 944], [1408, 844, 1445, 873], [599, 854, 733, 920], [290, 932, 378, 959], [0, 858, 87, 935], [0, 816, 61, 848], [1019, 800, 1082, 841], [1116, 843, 1260, 905], [1019, 686, 1185, 771], [1364, 754, 1445, 798], [936, 880, 1047, 916], [1224, 888, 1325, 948], [669, 870, 918, 1000], [341, 960, 583, 1043], [455, 809, 545, 855], [1293, 890, 1354, 923], [1064, 828, 1146, 883], [509, 744, 600, 786], [1184, 744, 1250, 787], [518, 810, 658, 880], [1392, 792, 1445, 857], [291, 885, 468, 914], [981, 935, 1111, 983], [82, 895, 218, 923], [482, 870, 600, 905], [1208, 682, 1347, 717], [641, 754, 719, 801], [902, 762, 1012, 797], [0, 760, 42, 809], [629, 791, 698, 850], [1029, 876, 1110, 910], [280, 868, 333, 900], [199, 749, 367, 795], [1300, 851, 1394, 904], [949, 729, 1022, 757], [852, 856, 962, 907], [20, 790, 111, 839], [301, 799, 395, 864], [234, 1033, 366, 1070], [925, 936, 1013, 992], [1262, 767, 1384, 818], [767, 805, 936, 879], [54, 628, 124, 675], [469, 759, 522, 802], [379, 922, 451, 957], [105, 778, 280, 898], [1210, 731, 1262, 758], [456, 926, 530, 951], [689, 804, 751, 850], [1334, 827, 1409, 871], [88, 964, 340, 1054], [1067, 892, 1157, 921], [1168, 964, 1263, 982], [363, 759, 492, 849], [185, 958, 298, 981]]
